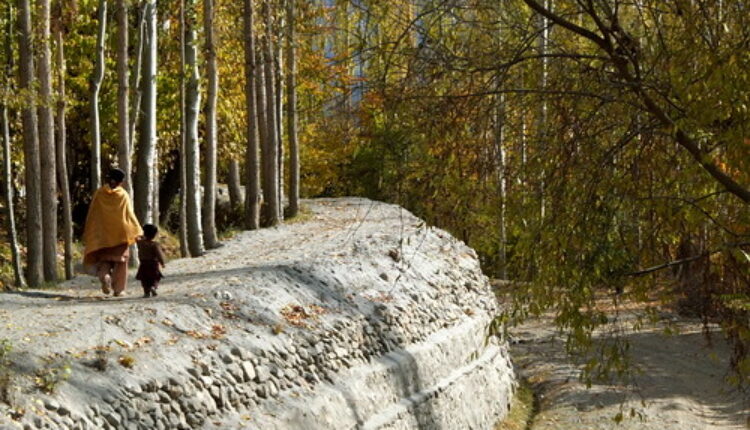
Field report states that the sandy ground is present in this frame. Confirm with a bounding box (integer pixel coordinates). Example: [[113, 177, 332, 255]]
[[508, 310, 750, 429]]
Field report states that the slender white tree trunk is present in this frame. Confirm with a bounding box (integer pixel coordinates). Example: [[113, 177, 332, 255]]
[[90, 0, 107, 193], [202, 0, 219, 248], [18, 0, 43, 287], [185, 0, 204, 256], [2, 4, 25, 288], [536, 0, 549, 219], [243, 0, 260, 230], [274, 7, 284, 218], [129, 5, 146, 162], [134, 0, 157, 225], [54, 10, 73, 280]]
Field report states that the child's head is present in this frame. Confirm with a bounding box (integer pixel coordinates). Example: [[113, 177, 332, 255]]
[[143, 224, 158, 240]]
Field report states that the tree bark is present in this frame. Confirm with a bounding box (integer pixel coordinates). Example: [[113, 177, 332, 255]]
[[285, 0, 299, 217], [261, 0, 280, 227], [228, 159, 243, 210], [274, 6, 284, 218], [116, 0, 131, 196], [37, 0, 58, 282], [185, 0, 204, 256], [115, 0, 138, 266], [243, 0, 260, 230], [53, 6, 73, 280], [17, 0, 43, 287], [178, 0, 188, 256], [535, 0, 549, 220], [89, 0, 106, 193], [134, 0, 158, 225], [129, 4, 146, 162], [202, 0, 219, 248], [2, 3, 25, 288]]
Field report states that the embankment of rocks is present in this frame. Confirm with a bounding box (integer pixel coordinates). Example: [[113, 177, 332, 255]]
[[0, 198, 514, 429]]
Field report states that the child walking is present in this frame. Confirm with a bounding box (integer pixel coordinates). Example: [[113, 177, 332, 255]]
[[136, 224, 166, 298]]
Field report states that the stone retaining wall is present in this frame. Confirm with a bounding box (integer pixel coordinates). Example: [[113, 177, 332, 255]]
[[1, 199, 515, 430]]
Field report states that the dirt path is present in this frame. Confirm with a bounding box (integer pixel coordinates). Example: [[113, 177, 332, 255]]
[[509, 312, 749, 429]]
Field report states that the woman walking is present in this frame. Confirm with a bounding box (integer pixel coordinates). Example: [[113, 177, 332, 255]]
[[83, 168, 142, 296]]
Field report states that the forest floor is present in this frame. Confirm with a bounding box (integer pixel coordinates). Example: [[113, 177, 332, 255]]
[[504, 297, 750, 430]]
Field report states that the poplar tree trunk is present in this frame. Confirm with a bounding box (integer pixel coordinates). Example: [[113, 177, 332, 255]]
[[17, 0, 43, 287], [285, 0, 299, 217], [116, 0, 138, 266], [274, 11, 284, 219], [228, 159, 243, 211], [129, 4, 146, 162], [1, 104, 24, 288], [202, 0, 219, 248], [134, 0, 157, 225], [261, 0, 280, 227], [90, 0, 107, 192], [2, 3, 25, 288], [54, 9, 73, 280], [37, 0, 58, 282], [116, 0, 131, 195], [243, 0, 260, 230], [178, 0, 188, 256], [185, 0, 204, 256], [535, 0, 549, 219]]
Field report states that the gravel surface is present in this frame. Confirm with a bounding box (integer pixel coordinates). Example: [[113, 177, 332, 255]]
[[509, 311, 749, 430]]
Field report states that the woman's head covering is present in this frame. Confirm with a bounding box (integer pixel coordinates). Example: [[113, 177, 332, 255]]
[[108, 168, 126, 184]]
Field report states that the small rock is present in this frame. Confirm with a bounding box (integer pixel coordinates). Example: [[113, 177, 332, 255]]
[[254, 365, 271, 383], [220, 352, 234, 364], [241, 362, 256, 382], [43, 398, 59, 411], [103, 411, 121, 427]]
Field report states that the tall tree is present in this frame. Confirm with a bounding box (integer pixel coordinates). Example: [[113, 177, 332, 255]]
[[285, 0, 299, 217], [134, 0, 158, 225], [89, 0, 107, 192], [116, 0, 138, 266], [261, 0, 280, 227], [178, 0, 188, 256], [184, 0, 204, 256], [243, 0, 260, 230], [274, 4, 283, 219], [129, 4, 145, 162], [2, 3, 25, 288], [53, 1, 73, 280], [37, 0, 58, 282], [17, 0, 43, 287], [202, 0, 219, 248], [116, 0, 131, 196]]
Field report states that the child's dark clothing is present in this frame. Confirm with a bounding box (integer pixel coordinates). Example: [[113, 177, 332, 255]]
[[135, 239, 166, 297]]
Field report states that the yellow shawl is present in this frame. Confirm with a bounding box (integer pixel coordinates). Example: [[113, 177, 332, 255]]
[[83, 186, 142, 265]]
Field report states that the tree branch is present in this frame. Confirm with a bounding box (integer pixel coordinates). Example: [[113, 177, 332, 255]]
[[626, 242, 750, 277], [522, 0, 610, 50]]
